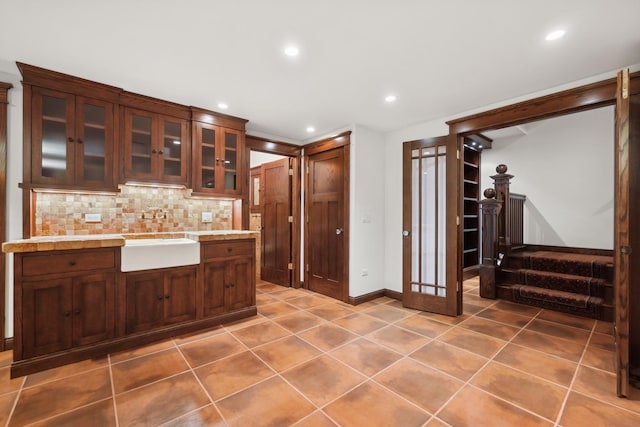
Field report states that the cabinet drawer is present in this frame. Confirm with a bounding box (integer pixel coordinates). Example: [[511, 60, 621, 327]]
[[21, 249, 117, 277], [203, 240, 254, 260]]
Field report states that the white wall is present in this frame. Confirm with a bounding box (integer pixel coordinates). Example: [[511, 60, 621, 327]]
[[249, 151, 287, 168], [348, 125, 387, 297], [481, 106, 614, 249]]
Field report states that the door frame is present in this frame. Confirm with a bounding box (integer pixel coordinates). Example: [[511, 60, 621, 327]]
[[303, 131, 351, 302], [447, 71, 640, 396], [245, 135, 302, 288], [0, 82, 12, 351]]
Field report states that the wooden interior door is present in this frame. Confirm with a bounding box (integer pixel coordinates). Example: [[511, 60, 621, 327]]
[[614, 69, 640, 397], [402, 135, 461, 316], [261, 158, 291, 286], [306, 147, 348, 300]]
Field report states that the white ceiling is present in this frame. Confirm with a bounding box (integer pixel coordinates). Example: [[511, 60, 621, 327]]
[[1, 0, 639, 142]]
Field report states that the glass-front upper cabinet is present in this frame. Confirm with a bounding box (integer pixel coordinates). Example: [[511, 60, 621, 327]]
[[123, 108, 189, 184], [31, 87, 114, 188], [192, 123, 243, 195]]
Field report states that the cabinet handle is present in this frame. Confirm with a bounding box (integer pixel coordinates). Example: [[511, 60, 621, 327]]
[[227, 247, 232, 253], [228, 283, 235, 288], [74, 309, 81, 315], [158, 150, 164, 155], [69, 260, 76, 266], [67, 137, 74, 143], [157, 295, 163, 300], [77, 138, 83, 144], [152, 149, 157, 154], [63, 310, 71, 317], [165, 295, 171, 299]]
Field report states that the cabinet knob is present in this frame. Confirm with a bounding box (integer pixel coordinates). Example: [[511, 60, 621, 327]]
[[67, 137, 74, 143], [158, 150, 164, 155], [165, 295, 171, 299], [227, 247, 233, 252], [77, 138, 83, 144], [74, 309, 81, 315], [157, 295, 163, 300], [63, 310, 71, 317], [152, 149, 157, 154], [229, 283, 235, 288], [69, 260, 76, 266]]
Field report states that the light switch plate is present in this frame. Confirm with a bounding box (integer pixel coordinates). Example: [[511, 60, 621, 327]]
[[85, 213, 102, 223], [202, 212, 213, 223]]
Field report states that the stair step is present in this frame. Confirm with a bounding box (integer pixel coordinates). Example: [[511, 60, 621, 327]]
[[509, 284, 605, 319], [514, 251, 613, 280], [518, 269, 607, 297]]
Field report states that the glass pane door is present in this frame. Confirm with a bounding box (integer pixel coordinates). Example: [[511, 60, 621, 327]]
[[162, 120, 183, 177], [80, 102, 107, 182], [223, 130, 238, 190], [130, 113, 153, 174], [200, 126, 215, 189], [40, 94, 70, 179]]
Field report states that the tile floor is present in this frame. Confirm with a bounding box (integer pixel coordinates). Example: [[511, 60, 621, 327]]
[[1, 278, 639, 426]]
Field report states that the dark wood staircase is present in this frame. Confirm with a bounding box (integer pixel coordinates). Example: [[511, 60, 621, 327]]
[[496, 248, 614, 321]]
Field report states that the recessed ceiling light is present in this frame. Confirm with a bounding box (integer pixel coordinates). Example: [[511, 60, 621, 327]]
[[306, 126, 315, 133], [218, 102, 228, 110], [385, 95, 397, 103], [284, 46, 299, 57], [545, 29, 566, 41]]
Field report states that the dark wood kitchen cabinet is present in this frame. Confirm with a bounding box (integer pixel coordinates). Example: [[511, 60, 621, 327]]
[[123, 108, 190, 185], [191, 108, 248, 196], [201, 239, 255, 317], [15, 248, 117, 360], [123, 265, 197, 334]]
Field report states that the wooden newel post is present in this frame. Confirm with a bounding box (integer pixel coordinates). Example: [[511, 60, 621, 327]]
[[491, 164, 513, 248], [479, 188, 502, 299]]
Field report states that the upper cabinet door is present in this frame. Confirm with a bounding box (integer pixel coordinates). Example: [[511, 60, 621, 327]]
[[192, 122, 244, 195], [74, 97, 114, 188], [123, 108, 189, 185]]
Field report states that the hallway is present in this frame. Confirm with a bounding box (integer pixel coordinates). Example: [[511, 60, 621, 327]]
[[0, 278, 638, 426]]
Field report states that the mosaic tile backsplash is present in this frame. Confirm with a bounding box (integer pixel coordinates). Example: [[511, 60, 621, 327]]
[[33, 185, 234, 236]]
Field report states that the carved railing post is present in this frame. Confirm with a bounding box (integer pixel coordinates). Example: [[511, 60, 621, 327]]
[[491, 164, 514, 249], [479, 188, 502, 299]]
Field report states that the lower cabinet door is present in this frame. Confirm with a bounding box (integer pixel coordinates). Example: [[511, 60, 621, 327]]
[[22, 278, 74, 358], [124, 271, 164, 334], [163, 266, 197, 325], [202, 261, 226, 317], [73, 273, 115, 346], [227, 257, 255, 310]]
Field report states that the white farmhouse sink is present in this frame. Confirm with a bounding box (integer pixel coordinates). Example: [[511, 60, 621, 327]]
[[121, 238, 200, 272]]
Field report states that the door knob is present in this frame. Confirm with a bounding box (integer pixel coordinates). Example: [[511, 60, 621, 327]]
[[402, 230, 410, 237], [336, 228, 344, 235]]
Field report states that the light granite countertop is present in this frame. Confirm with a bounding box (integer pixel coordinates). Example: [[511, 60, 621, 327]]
[[2, 230, 259, 253]]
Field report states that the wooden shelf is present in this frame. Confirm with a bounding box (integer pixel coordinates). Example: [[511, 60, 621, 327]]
[[462, 143, 481, 270]]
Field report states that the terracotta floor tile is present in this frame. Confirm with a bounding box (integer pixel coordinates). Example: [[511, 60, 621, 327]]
[[298, 324, 358, 351], [112, 348, 189, 394], [476, 307, 533, 328], [282, 355, 366, 406], [288, 295, 329, 309], [410, 340, 488, 381], [223, 314, 267, 331], [438, 385, 552, 427], [511, 330, 585, 362], [560, 391, 640, 427], [179, 332, 246, 367], [0, 391, 17, 426], [438, 327, 506, 358], [256, 282, 287, 293], [195, 351, 274, 401], [0, 366, 24, 395], [418, 311, 468, 325], [10, 367, 111, 426], [116, 372, 209, 426], [292, 410, 337, 426], [274, 311, 325, 333], [271, 288, 307, 300], [256, 292, 279, 306], [588, 332, 616, 352], [471, 361, 567, 421], [459, 316, 521, 341], [525, 319, 591, 344], [308, 303, 355, 321], [254, 336, 321, 372], [0, 351, 12, 369], [330, 338, 402, 376], [324, 381, 430, 426], [594, 320, 614, 335], [366, 325, 430, 354], [572, 365, 640, 415], [217, 376, 315, 426], [581, 345, 615, 373], [463, 293, 497, 307], [363, 305, 412, 323], [230, 320, 291, 348], [494, 343, 577, 387], [162, 404, 225, 427], [394, 314, 452, 338], [464, 302, 486, 315], [331, 312, 387, 335], [374, 358, 464, 414], [493, 300, 542, 316], [386, 299, 420, 312], [425, 417, 451, 426], [173, 326, 224, 345], [28, 398, 115, 427], [536, 309, 596, 331], [23, 357, 107, 389], [109, 339, 176, 364], [347, 300, 381, 311], [259, 301, 301, 318]]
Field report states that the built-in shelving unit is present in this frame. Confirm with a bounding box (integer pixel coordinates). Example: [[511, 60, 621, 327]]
[[462, 141, 481, 277]]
